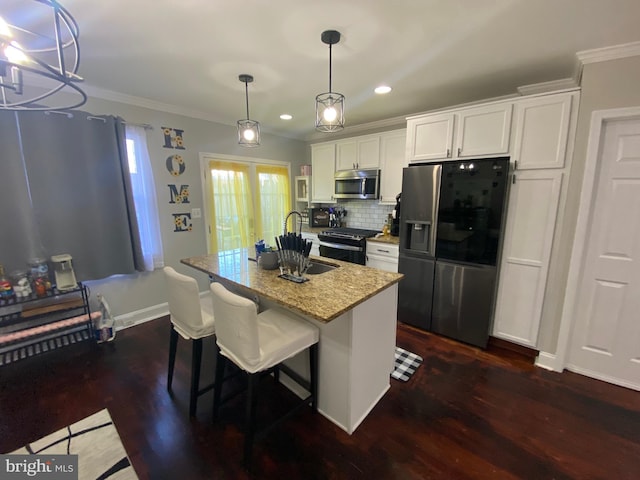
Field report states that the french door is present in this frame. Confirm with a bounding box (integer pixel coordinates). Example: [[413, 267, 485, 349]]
[[202, 156, 291, 254]]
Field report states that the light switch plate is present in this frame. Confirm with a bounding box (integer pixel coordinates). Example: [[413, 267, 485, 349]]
[[191, 208, 201, 218]]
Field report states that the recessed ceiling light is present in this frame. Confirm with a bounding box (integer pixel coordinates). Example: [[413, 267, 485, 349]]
[[374, 85, 392, 95], [280, 114, 293, 120]]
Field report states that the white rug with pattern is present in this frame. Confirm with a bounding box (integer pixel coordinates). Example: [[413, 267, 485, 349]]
[[11, 408, 138, 480]]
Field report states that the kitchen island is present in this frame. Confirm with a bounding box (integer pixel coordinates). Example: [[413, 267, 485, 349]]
[[181, 250, 403, 434]]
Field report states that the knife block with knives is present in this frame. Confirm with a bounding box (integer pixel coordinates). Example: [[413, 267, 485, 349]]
[[275, 232, 312, 282]]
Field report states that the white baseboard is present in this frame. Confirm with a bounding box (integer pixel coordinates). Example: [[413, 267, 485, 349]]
[[114, 291, 209, 331], [535, 351, 562, 372]]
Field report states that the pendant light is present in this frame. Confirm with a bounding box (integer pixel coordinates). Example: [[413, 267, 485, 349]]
[[0, 0, 86, 111], [315, 30, 344, 132], [237, 74, 260, 147]]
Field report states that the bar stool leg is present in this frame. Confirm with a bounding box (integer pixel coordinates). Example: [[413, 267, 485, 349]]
[[213, 351, 226, 420], [243, 373, 259, 467], [189, 338, 203, 417], [167, 327, 179, 392]]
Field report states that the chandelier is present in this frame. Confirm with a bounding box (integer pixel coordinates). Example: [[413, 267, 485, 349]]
[[0, 0, 86, 111]]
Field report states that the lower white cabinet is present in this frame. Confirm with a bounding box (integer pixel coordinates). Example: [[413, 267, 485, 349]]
[[366, 241, 399, 272], [301, 232, 320, 257]]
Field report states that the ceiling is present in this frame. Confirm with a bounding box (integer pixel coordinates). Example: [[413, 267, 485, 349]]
[[5, 0, 640, 141]]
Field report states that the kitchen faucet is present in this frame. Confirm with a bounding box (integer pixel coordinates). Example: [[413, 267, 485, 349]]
[[284, 210, 303, 235]]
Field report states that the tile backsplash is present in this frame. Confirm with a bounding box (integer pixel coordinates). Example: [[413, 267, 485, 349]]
[[338, 200, 394, 231]]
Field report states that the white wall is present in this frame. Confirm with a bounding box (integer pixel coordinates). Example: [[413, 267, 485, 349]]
[[72, 96, 308, 322], [537, 55, 640, 353]]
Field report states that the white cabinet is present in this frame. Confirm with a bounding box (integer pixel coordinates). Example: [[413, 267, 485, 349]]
[[406, 112, 454, 162], [492, 170, 563, 347], [295, 176, 311, 203], [378, 129, 407, 204], [335, 134, 380, 171], [512, 94, 573, 170], [366, 241, 399, 272], [492, 91, 579, 348], [301, 232, 320, 257], [311, 143, 335, 203], [406, 103, 512, 163]]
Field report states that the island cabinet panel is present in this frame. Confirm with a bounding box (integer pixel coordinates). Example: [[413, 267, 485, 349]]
[[281, 285, 397, 434], [311, 142, 336, 203]]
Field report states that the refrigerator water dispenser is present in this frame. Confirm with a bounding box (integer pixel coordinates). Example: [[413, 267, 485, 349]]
[[407, 221, 431, 253]]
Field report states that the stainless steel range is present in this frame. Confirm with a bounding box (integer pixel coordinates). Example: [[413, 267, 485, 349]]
[[317, 227, 380, 265]]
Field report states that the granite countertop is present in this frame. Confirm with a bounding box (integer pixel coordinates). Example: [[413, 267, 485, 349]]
[[181, 249, 403, 323], [367, 235, 400, 246]]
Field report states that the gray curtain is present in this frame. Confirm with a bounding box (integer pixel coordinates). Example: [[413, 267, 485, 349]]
[[0, 109, 143, 281]]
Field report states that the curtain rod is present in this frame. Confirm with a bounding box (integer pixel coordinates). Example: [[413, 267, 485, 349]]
[[122, 121, 154, 130], [85, 116, 153, 130]]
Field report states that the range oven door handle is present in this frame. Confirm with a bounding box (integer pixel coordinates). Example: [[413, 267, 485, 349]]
[[318, 240, 363, 252]]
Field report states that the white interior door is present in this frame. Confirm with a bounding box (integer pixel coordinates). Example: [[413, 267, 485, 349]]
[[567, 116, 640, 390]]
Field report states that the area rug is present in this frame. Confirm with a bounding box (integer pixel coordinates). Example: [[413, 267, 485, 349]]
[[11, 408, 138, 480], [391, 346, 423, 382]]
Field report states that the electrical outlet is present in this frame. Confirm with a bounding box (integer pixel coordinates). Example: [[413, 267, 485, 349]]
[[191, 208, 201, 218]]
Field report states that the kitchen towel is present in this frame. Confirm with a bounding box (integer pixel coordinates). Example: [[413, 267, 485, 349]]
[[392, 346, 423, 382]]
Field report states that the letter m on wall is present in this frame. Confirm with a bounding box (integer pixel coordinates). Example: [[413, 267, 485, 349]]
[[168, 184, 190, 204]]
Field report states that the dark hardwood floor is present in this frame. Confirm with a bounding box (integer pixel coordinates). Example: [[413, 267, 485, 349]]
[[1, 316, 638, 479]]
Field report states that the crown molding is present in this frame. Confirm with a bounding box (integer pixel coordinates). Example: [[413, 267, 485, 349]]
[[82, 84, 232, 125], [517, 78, 579, 96], [576, 41, 640, 65], [304, 114, 407, 143]]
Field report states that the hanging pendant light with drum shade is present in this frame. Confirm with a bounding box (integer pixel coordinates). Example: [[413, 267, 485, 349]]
[[237, 74, 260, 147], [315, 30, 344, 133]]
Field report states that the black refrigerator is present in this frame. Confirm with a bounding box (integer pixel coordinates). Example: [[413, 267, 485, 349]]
[[397, 157, 509, 348]]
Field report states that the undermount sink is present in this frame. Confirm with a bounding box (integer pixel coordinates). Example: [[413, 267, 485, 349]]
[[306, 262, 339, 275]]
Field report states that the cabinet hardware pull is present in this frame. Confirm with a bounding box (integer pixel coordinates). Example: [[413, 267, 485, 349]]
[[512, 174, 516, 185], [378, 249, 390, 253], [458, 147, 461, 156], [446, 148, 450, 157], [514, 160, 518, 170]]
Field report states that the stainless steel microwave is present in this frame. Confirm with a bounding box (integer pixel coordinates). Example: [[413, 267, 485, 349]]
[[334, 169, 380, 199]]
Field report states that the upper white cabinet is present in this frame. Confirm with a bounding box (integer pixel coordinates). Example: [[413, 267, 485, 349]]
[[511, 94, 573, 170], [311, 143, 335, 203], [406, 103, 512, 163], [336, 135, 380, 171], [406, 112, 454, 162], [378, 129, 407, 204], [295, 175, 311, 203]]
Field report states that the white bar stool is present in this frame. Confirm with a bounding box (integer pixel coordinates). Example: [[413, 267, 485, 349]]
[[209, 281, 319, 467], [163, 266, 216, 417]]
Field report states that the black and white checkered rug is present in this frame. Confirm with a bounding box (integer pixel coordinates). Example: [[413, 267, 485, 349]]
[[391, 346, 423, 382]]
